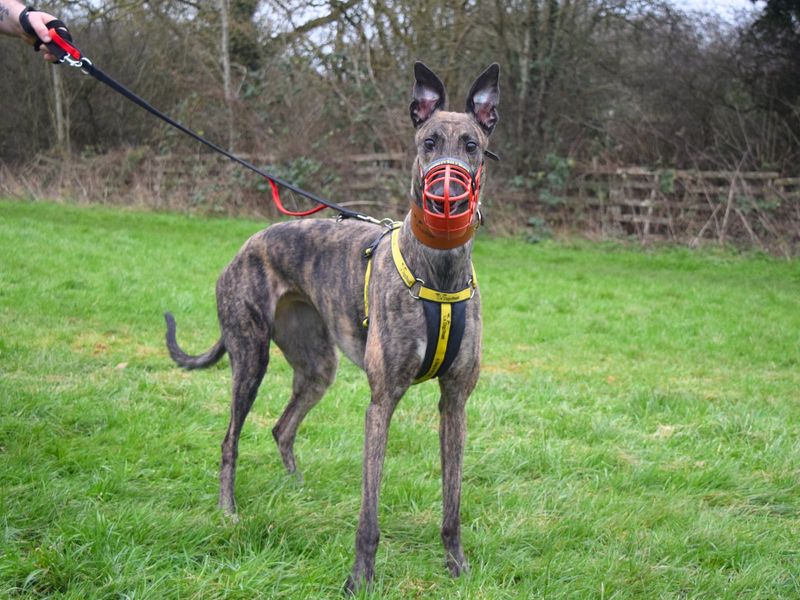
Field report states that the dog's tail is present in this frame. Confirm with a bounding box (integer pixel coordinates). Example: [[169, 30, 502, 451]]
[[164, 312, 227, 370]]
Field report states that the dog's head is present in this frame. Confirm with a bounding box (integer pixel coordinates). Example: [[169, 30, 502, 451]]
[[409, 62, 500, 249]]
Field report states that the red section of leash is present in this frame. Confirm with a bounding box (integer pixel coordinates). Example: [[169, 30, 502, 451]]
[[268, 179, 327, 217], [48, 28, 81, 60]]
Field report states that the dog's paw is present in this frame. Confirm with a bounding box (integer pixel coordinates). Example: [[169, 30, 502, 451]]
[[343, 574, 362, 597], [217, 496, 239, 523], [445, 551, 469, 578], [343, 564, 373, 596], [290, 469, 305, 486], [219, 506, 240, 524]]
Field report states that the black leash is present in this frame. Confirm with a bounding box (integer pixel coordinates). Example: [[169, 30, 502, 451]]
[[27, 17, 389, 226]]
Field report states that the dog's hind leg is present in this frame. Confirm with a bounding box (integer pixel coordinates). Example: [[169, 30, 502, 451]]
[[218, 322, 270, 515], [271, 298, 338, 478], [215, 252, 275, 516]]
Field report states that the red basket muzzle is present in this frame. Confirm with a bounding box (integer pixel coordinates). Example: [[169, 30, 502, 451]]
[[413, 158, 481, 248]]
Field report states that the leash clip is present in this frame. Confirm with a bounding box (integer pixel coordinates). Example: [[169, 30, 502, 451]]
[[61, 54, 90, 72]]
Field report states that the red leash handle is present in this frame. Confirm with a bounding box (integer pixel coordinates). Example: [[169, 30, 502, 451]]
[[268, 179, 327, 217], [47, 27, 81, 60]]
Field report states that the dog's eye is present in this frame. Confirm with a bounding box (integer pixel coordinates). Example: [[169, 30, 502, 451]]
[[424, 138, 436, 151], [465, 141, 478, 153]]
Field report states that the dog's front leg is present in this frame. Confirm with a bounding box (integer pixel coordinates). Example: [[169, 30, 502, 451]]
[[344, 392, 400, 595], [439, 383, 470, 577]]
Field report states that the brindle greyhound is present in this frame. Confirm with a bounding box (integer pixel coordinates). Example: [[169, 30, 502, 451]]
[[164, 62, 499, 592]]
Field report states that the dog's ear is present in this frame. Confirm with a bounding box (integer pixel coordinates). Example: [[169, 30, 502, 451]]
[[410, 62, 446, 128], [466, 63, 500, 134]]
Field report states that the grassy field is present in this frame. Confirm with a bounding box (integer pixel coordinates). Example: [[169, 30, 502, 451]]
[[1, 199, 800, 599]]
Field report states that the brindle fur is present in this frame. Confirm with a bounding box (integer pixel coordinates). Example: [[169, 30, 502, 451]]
[[164, 62, 500, 593]]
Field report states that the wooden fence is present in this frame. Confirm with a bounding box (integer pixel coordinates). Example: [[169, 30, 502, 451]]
[[502, 166, 800, 253], [568, 167, 800, 240], [86, 153, 800, 253], [3, 150, 798, 253]]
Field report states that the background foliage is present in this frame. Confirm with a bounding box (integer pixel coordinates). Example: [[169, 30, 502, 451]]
[[1, 0, 799, 174]]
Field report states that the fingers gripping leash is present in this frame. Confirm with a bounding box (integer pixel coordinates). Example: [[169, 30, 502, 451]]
[[18, 8, 76, 61]]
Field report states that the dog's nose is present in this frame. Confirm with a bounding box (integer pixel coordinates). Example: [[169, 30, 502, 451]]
[[428, 181, 449, 210], [427, 180, 471, 214]]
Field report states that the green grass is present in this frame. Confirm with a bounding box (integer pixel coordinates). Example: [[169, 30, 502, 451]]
[[1, 199, 800, 599]]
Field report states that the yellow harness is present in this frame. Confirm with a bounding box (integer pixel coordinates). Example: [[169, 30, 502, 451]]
[[362, 225, 477, 383]]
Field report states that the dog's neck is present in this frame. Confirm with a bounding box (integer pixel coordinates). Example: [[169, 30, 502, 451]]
[[397, 214, 474, 293]]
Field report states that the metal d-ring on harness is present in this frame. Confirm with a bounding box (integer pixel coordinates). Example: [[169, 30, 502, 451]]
[[362, 225, 477, 384]]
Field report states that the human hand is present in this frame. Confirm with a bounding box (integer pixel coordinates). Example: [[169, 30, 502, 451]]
[[20, 7, 63, 62]]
